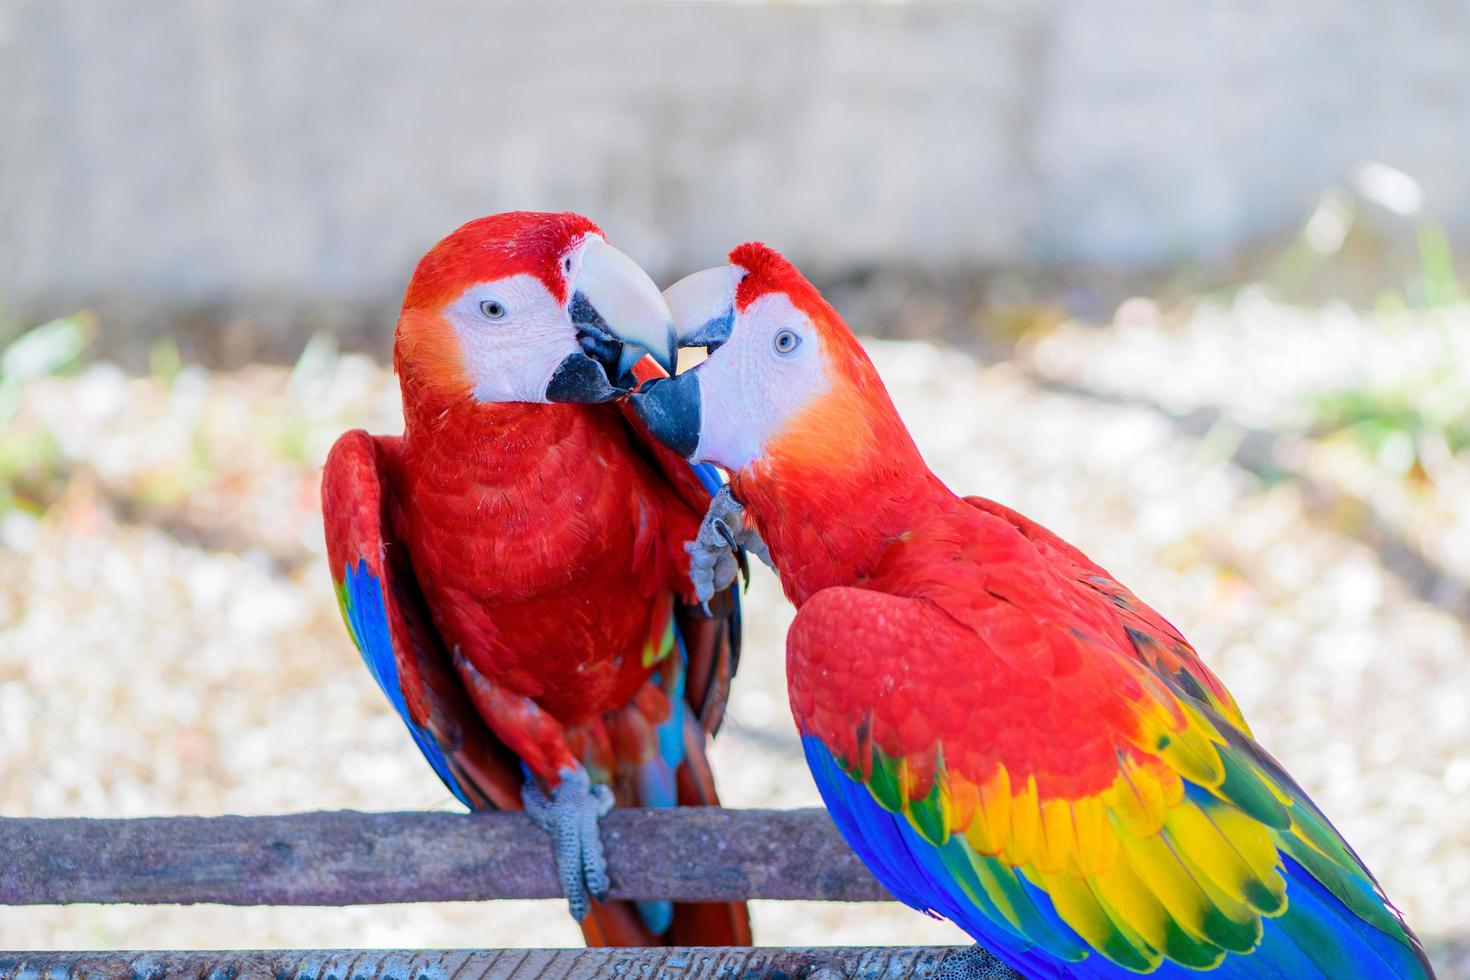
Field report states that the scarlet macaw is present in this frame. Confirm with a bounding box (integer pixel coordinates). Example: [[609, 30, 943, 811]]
[[321, 212, 750, 946], [623, 243, 1431, 977]]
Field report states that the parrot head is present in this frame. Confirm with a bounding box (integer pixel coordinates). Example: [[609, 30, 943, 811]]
[[625, 242, 916, 480], [395, 211, 676, 407]]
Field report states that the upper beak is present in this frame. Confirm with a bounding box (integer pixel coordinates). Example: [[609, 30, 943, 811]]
[[625, 265, 741, 459], [570, 237, 677, 379], [663, 265, 742, 350]]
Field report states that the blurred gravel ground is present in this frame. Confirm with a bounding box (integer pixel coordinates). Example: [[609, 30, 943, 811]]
[[1025, 290, 1470, 593], [0, 310, 1466, 973]]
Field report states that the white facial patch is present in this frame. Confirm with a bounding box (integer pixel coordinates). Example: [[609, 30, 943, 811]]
[[691, 293, 831, 471], [442, 273, 582, 404]]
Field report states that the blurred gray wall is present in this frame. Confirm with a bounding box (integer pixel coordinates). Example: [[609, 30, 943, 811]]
[[2, 0, 1469, 351]]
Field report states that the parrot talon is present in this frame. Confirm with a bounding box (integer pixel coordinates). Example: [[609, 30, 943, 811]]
[[936, 944, 1021, 980], [734, 540, 751, 590], [712, 518, 739, 553], [521, 768, 615, 922], [686, 485, 772, 608]]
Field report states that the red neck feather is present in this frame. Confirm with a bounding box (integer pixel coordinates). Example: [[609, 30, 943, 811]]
[[731, 345, 954, 604]]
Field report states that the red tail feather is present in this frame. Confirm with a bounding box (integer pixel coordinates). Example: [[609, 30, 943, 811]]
[[579, 720, 751, 947]]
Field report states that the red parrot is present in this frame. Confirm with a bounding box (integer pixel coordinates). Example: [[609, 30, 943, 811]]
[[321, 212, 750, 946], [625, 244, 1432, 977]]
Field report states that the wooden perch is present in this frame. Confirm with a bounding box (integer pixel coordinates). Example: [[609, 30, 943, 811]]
[[0, 946, 1011, 980], [0, 807, 893, 906]]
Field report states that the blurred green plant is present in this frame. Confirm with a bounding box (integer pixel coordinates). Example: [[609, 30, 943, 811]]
[[149, 335, 184, 384], [0, 311, 94, 423], [1310, 315, 1470, 481], [1271, 163, 1467, 311], [273, 331, 341, 464], [1277, 167, 1470, 480], [0, 310, 96, 514], [1315, 388, 1469, 463], [1415, 225, 1464, 309]]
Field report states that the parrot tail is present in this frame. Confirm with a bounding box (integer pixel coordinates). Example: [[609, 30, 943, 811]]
[[577, 715, 752, 948], [579, 900, 662, 946], [667, 716, 752, 947], [578, 896, 751, 948]]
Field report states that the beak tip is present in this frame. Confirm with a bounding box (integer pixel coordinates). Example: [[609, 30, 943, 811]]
[[627, 374, 701, 459]]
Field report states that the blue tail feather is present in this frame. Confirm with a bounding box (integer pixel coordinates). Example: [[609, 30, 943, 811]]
[[624, 617, 697, 937]]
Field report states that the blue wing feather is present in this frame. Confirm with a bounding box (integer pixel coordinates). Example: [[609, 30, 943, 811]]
[[341, 558, 470, 807], [330, 435, 738, 936]]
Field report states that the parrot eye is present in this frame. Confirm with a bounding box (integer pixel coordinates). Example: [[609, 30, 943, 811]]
[[479, 299, 507, 320], [563, 256, 573, 274], [773, 329, 801, 355]]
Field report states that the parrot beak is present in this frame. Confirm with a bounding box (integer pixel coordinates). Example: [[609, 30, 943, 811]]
[[625, 265, 741, 457], [663, 265, 742, 350], [568, 237, 677, 383], [627, 372, 702, 458]]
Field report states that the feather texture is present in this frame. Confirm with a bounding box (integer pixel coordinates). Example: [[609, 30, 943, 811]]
[[323, 213, 750, 946], [324, 409, 750, 945], [786, 510, 1431, 977], [712, 242, 1431, 977]]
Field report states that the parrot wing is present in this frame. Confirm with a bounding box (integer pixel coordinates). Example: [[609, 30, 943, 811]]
[[322, 429, 523, 811], [789, 571, 1430, 978], [324, 426, 750, 945], [963, 496, 1249, 734], [617, 358, 742, 737]]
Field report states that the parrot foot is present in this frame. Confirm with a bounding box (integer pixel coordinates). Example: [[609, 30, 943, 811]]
[[935, 944, 1020, 980], [687, 484, 772, 610], [521, 766, 615, 922]]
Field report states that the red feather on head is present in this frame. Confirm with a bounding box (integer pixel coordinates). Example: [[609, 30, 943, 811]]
[[393, 211, 603, 405], [719, 243, 924, 565], [727, 241, 875, 393], [404, 211, 603, 312], [728, 241, 817, 313]]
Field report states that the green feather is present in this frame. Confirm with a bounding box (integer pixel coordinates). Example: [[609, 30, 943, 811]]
[[1278, 833, 1402, 939], [1198, 903, 1263, 954], [1162, 919, 1225, 969], [939, 843, 1088, 960], [332, 576, 357, 643], [975, 854, 1087, 961], [905, 776, 949, 846], [866, 748, 905, 813], [1214, 750, 1292, 830]]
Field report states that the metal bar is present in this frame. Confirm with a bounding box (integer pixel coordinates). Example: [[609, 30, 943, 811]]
[[0, 808, 893, 906], [0, 946, 1022, 980]]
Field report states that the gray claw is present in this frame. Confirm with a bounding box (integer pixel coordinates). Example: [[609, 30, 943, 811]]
[[712, 518, 738, 553], [686, 485, 773, 610], [522, 768, 615, 921]]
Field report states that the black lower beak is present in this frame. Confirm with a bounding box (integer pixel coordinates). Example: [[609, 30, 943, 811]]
[[545, 351, 620, 404], [578, 332, 630, 387], [627, 374, 701, 458], [570, 292, 633, 388]]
